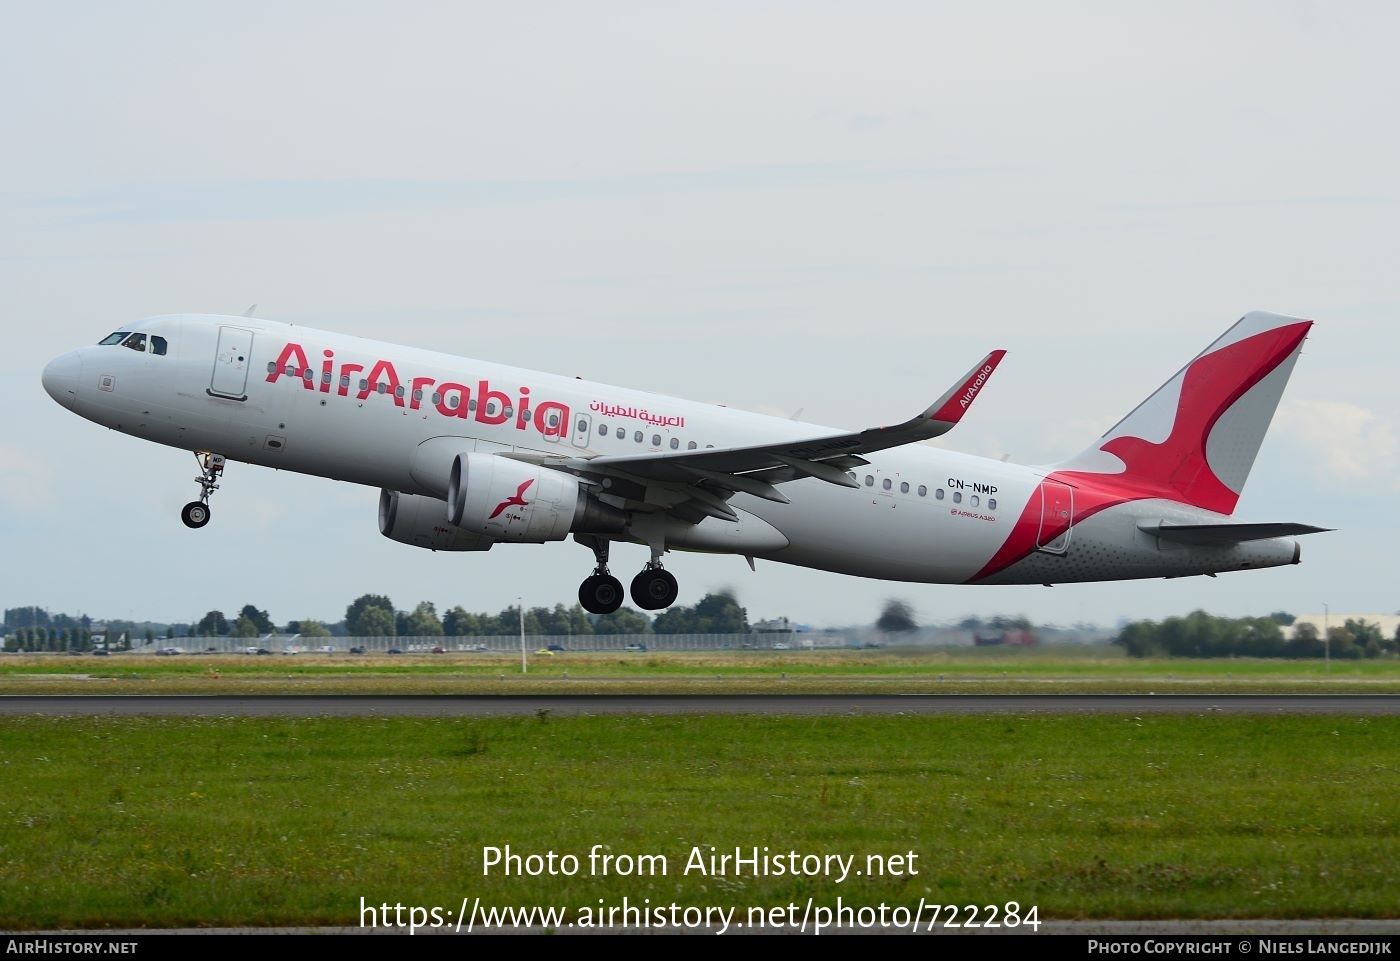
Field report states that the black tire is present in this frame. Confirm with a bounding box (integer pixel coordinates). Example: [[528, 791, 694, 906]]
[[630, 568, 678, 610], [579, 574, 624, 615], [181, 501, 211, 529]]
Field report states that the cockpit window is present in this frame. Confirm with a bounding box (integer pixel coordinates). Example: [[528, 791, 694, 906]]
[[121, 333, 147, 352], [99, 332, 129, 346], [151, 335, 168, 356]]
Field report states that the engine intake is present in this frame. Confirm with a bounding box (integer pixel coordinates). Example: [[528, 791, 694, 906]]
[[447, 452, 625, 542], [378, 489, 494, 551]]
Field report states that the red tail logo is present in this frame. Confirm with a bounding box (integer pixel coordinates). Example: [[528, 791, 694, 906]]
[[488, 480, 534, 520]]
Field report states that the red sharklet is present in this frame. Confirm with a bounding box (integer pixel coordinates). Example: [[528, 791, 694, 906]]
[[929, 349, 1006, 424]]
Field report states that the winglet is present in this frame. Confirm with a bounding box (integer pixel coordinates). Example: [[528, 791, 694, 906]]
[[925, 349, 1006, 427]]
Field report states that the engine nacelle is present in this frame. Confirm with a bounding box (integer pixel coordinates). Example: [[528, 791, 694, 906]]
[[447, 452, 625, 542], [378, 489, 495, 551]]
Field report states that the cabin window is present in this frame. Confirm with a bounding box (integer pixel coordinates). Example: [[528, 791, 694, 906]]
[[616, 427, 625, 439], [687, 441, 697, 450], [412, 388, 423, 401], [302, 368, 314, 383], [634, 431, 643, 443], [988, 498, 997, 510], [376, 382, 387, 394], [706, 444, 714, 448], [342, 375, 352, 390], [503, 405, 513, 418], [394, 385, 405, 399], [882, 478, 892, 491], [953, 491, 962, 504], [547, 412, 560, 428], [970, 495, 980, 507], [359, 379, 368, 392], [864, 475, 874, 487], [469, 399, 478, 412], [917, 485, 927, 497], [267, 362, 276, 373], [326, 372, 336, 386], [598, 424, 608, 436], [652, 434, 661, 446], [670, 438, 680, 449], [900, 481, 910, 494], [935, 489, 945, 500], [151, 336, 168, 356], [577, 417, 588, 433]]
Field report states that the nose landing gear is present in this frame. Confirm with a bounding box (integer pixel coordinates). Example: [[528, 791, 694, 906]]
[[181, 452, 225, 529]]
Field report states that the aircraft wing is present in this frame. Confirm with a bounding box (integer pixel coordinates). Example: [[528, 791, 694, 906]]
[[517, 349, 1006, 522]]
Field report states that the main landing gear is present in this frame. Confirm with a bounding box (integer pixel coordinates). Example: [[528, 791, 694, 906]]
[[577, 536, 625, 615], [181, 452, 225, 529], [575, 538, 681, 614]]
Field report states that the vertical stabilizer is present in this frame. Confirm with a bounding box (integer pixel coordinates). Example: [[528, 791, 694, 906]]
[[1055, 312, 1311, 515]]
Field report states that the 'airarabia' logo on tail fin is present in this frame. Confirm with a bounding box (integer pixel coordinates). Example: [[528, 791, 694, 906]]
[[488, 480, 534, 520]]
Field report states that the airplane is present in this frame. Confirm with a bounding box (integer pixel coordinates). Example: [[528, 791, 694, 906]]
[[41, 310, 1329, 614]]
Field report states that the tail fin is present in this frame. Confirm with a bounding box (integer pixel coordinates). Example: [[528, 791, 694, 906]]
[[1056, 311, 1312, 515]]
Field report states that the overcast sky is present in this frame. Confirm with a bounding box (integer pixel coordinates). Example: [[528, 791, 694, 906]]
[[2, 2, 1396, 631]]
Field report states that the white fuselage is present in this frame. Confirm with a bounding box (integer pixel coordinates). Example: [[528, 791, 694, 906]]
[[42, 313, 1302, 587]]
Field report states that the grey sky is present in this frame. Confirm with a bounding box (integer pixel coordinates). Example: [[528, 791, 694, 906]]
[[3, 3, 1396, 630]]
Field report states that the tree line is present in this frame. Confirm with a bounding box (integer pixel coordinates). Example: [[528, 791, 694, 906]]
[[3, 593, 754, 649], [1115, 610, 1400, 659]]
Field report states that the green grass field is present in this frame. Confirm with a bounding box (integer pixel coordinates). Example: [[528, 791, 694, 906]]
[[2, 712, 1398, 929], [4, 650, 1396, 929], [4, 647, 1400, 694]]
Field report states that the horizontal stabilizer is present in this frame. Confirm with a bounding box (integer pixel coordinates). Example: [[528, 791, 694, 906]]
[[1137, 521, 1332, 546]]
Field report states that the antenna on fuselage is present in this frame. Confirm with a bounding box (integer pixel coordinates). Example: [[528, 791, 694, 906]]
[[242, 304, 258, 317]]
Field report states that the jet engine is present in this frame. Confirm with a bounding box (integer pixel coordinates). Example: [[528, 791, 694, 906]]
[[378, 489, 495, 551], [447, 452, 625, 542]]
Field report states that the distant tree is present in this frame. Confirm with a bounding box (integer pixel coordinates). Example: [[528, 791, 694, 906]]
[[295, 620, 332, 638], [531, 603, 594, 637], [1287, 622, 1323, 658], [230, 617, 260, 638], [143, 628, 155, 644], [653, 592, 749, 635], [442, 606, 480, 637], [650, 606, 694, 634], [346, 595, 396, 637], [403, 601, 444, 637], [5, 607, 50, 633], [876, 600, 918, 633], [239, 605, 275, 635], [354, 606, 396, 638], [1268, 611, 1296, 626], [594, 607, 652, 635], [196, 611, 229, 637]]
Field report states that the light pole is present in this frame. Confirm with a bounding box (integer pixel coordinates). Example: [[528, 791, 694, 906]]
[[519, 597, 526, 675], [1323, 603, 1330, 672]]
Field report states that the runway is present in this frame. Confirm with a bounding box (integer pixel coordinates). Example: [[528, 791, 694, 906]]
[[2, 693, 1398, 716]]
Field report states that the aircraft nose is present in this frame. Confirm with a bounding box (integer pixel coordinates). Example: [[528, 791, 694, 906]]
[[42, 350, 82, 409]]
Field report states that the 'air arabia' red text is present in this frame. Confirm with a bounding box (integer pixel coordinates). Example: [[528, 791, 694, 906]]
[[265, 342, 570, 438]]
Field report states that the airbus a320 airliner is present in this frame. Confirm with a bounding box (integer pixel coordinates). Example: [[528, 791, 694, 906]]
[[41, 311, 1327, 614]]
